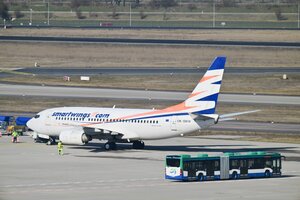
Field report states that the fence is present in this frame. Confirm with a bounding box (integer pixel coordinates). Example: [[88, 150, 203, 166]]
[[4, 3, 300, 29]]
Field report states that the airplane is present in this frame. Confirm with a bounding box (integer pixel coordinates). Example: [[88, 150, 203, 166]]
[[27, 56, 259, 150]]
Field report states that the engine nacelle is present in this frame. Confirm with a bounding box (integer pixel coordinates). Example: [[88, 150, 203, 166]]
[[59, 129, 92, 145]]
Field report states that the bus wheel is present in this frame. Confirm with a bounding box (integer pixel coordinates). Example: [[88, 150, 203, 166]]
[[232, 172, 238, 179], [265, 170, 271, 178], [198, 173, 204, 181]]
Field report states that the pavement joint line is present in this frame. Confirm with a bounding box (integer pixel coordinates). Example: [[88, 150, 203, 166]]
[[0, 177, 162, 188], [3, 176, 300, 195]]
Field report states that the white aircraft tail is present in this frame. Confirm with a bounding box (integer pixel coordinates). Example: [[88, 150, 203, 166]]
[[184, 56, 226, 115], [162, 56, 226, 115]]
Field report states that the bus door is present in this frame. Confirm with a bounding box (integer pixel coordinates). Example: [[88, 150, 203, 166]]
[[206, 161, 215, 178], [188, 167, 196, 178], [240, 159, 248, 177], [272, 158, 281, 174], [170, 116, 177, 131]]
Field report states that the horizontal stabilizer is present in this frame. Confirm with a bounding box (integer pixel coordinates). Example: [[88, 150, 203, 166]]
[[218, 117, 237, 122], [219, 110, 260, 121]]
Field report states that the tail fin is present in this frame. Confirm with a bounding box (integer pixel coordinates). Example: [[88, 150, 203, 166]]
[[184, 56, 226, 115]]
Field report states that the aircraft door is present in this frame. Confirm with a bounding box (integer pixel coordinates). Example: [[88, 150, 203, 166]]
[[170, 116, 177, 131]]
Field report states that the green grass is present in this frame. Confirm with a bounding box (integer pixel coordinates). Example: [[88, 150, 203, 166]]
[[8, 3, 298, 13], [9, 18, 300, 29]]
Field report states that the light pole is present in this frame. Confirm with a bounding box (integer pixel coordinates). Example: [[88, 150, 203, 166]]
[[29, 8, 33, 25], [213, 2, 215, 28], [129, 2, 132, 27], [298, 3, 300, 29], [47, 1, 50, 25]]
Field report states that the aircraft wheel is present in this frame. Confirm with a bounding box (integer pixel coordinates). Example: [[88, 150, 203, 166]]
[[104, 142, 116, 150], [132, 141, 145, 149], [46, 137, 55, 145]]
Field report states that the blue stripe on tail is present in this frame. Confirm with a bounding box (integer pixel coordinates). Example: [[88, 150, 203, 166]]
[[197, 93, 219, 102], [208, 56, 226, 71]]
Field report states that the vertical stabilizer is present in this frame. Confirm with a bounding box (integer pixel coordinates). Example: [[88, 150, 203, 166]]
[[184, 56, 226, 115]]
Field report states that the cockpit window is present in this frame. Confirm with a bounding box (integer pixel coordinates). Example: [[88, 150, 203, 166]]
[[34, 115, 40, 119]]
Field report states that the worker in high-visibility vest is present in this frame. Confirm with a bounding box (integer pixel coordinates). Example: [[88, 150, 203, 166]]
[[57, 141, 63, 155], [12, 130, 18, 143]]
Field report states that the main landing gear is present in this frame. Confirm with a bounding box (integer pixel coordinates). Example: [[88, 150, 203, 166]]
[[46, 137, 56, 145], [132, 141, 145, 149], [103, 141, 145, 150], [104, 142, 116, 150]]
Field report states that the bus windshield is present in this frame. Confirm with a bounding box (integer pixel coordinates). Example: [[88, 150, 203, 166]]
[[166, 158, 180, 167]]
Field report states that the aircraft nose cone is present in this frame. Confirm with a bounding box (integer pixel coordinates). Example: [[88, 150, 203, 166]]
[[26, 118, 34, 130]]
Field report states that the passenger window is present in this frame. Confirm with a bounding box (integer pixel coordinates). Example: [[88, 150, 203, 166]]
[[215, 161, 220, 171], [248, 159, 254, 169], [230, 160, 239, 169], [266, 160, 273, 168]]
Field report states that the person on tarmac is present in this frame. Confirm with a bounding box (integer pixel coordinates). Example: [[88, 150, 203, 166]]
[[12, 130, 18, 143], [57, 141, 63, 155]]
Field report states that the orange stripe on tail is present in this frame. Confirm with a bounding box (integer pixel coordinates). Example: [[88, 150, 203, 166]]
[[199, 75, 219, 83]]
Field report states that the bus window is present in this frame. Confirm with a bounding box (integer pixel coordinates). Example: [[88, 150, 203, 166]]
[[254, 158, 264, 169], [183, 162, 190, 170], [198, 161, 205, 171], [214, 161, 220, 171], [248, 159, 254, 169], [273, 158, 281, 168], [166, 159, 180, 167], [265, 159, 273, 168], [183, 161, 197, 171], [240, 159, 247, 168], [230, 159, 239, 169]]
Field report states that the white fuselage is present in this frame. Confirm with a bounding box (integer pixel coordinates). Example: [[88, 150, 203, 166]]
[[28, 107, 202, 140]]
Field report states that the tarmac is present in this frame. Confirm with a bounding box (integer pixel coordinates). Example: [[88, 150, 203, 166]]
[[0, 135, 299, 200], [1, 83, 300, 105], [12, 67, 300, 76], [1, 35, 300, 48]]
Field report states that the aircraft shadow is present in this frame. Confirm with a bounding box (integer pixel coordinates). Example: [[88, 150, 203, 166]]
[[68, 143, 297, 154]]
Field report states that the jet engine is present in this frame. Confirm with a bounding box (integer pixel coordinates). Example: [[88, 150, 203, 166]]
[[59, 129, 92, 145]]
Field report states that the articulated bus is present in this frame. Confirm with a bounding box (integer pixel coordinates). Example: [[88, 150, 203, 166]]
[[165, 152, 283, 181]]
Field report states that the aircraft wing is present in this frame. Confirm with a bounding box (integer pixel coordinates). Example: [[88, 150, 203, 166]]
[[219, 110, 260, 121]]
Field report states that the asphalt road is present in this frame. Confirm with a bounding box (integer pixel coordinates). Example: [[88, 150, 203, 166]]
[[0, 136, 299, 200], [0, 83, 299, 105], [7, 25, 300, 30], [212, 121, 300, 134], [13, 67, 300, 76], [1, 35, 300, 48]]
